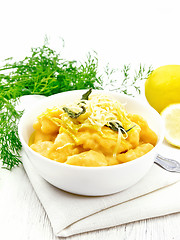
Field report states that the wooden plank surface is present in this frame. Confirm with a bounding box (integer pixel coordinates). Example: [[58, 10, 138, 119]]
[[0, 165, 180, 240]]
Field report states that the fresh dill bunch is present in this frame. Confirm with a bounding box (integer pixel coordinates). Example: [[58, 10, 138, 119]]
[[0, 97, 23, 169], [103, 63, 153, 95], [131, 64, 153, 94], [0, 44, 103, 169], [0, 45, 102, 99]]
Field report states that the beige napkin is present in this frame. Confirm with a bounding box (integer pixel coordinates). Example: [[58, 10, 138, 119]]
[[19, 96, 180, 237]]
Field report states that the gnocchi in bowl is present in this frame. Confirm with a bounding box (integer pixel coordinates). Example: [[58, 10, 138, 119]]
[[29, 89, 158, 167], [18, 90, 164, 196]]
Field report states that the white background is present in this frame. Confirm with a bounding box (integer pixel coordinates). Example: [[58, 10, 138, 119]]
[[1, 1, 180, 240], [0, 0, 180, 71]]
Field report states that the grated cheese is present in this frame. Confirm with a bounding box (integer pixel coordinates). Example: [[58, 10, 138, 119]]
[[46, 94, 135, 150]]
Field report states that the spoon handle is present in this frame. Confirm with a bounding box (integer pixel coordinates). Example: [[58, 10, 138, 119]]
[[155, 154, 180, 173]]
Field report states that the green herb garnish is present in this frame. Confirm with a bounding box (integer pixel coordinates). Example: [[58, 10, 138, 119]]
[[125, 125, 136, 132], [62, 106, 86, 119], [81, 88, 92, 100], [106, 121, 136, 134], [62, 88, 93, 118]]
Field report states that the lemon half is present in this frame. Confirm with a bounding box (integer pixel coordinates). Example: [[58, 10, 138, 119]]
[[161, 104, 180, 148]]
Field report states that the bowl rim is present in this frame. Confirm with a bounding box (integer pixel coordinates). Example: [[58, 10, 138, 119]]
[[18, 89, 165, 171]]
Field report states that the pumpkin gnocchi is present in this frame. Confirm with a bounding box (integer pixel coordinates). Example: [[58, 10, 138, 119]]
[[29, 91, 157, 167]]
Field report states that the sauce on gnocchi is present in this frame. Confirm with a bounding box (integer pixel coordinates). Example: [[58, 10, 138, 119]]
[[29, 91, 157, 167]]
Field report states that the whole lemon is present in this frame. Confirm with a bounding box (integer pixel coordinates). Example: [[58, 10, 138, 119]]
[[145, 65, 180, 113]]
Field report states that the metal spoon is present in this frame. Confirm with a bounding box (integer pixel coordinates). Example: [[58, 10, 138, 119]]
[[155, 154, 180, 173]]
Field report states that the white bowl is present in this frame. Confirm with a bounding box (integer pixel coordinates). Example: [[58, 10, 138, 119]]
[[18, 90, 164, 196]]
